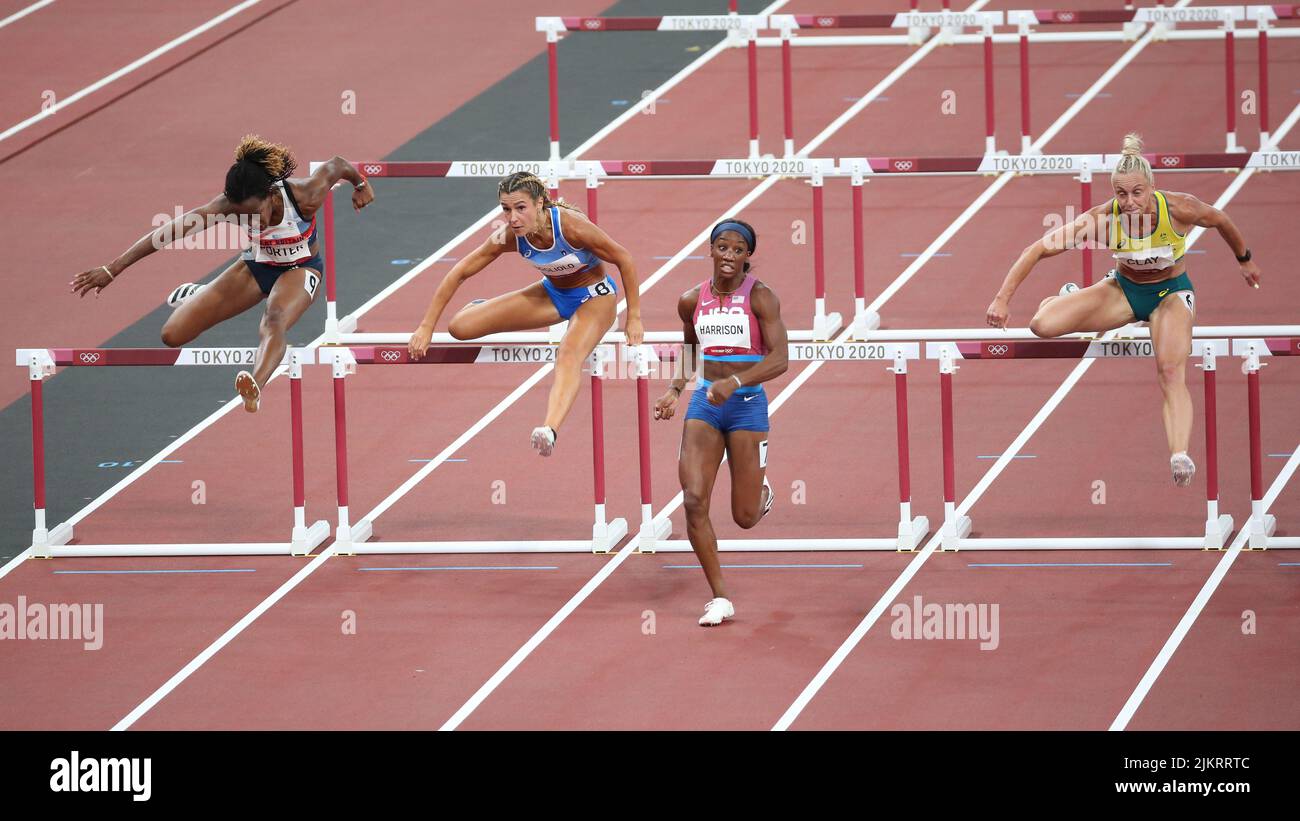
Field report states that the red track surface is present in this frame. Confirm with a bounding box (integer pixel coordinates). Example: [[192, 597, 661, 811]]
[[2, 0, 1297, 731]]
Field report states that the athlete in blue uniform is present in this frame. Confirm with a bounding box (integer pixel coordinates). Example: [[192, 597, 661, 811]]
[[409, 171, 645, 456], [70, 135, 373, 412]]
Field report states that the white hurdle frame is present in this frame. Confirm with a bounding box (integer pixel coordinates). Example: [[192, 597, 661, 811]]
[[1234, 336, 1300, 549], [321, 343, 627, 555], [17, 347, 329, 558], [924, 337, 1234, 550], [631, 339, 929, 553]]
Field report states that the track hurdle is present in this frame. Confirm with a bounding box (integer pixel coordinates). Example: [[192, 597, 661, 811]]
[[925, 337, 1233, 550], [1233, 336, 1300, 549], [17, 347, 329, 558], [631, 339, 929, 552], [315, 157, 848, 347], [320, 343, 627, 554]]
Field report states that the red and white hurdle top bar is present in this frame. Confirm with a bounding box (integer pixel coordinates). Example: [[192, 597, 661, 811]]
[[324, 153, 1298, 337], [537, 7, 1298, 158]]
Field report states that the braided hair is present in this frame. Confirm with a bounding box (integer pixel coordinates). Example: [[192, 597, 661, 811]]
[[1111, 132, 1152, 186], [224, 135, 297, 203]]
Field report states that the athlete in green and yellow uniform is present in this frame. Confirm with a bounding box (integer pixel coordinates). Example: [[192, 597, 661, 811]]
[[985, 133, 1262, 487]]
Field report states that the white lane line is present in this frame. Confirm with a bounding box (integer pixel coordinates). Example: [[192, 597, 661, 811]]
[[1109, 444, 1300, 731], [0, 0, 264, 143], [0, 0, 54, 30]]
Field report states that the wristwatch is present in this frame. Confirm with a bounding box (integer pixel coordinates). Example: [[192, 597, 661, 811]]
[[355, 178, 368, 190], [1235, 248, 1251, 263]]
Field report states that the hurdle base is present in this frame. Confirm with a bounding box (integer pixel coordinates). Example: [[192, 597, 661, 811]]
[[653, 538, 920, 552], [345, 539, 614, 554], [39, 543, 299, 557], [1246, 514, 1277, 550], [292, 520, 332, 557], [634, 517, 674, 554], [814, 311, 844, 342], [939, 514, 972, 552], [1204, 514, 1234, 551], [592, 516, 629, 554], [897, 515, 930, 552], [850, 310, 882, 341], [30, 521, 75, 559], [952, 536, 1230, 550], [907, 25, 930, 46], [334, 517, 375, 556], [1122, 21, 1144, 41]]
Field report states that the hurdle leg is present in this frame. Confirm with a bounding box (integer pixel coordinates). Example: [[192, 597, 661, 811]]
[[634, 348, 671, 553], [810, 166, 842, 341], [1198, 346, 1233, 549], [27, 353, 73, 557], [288, 349, 330, 556], [938, 345, 972, 550], [589, 351, 628, 553], [892, 352, 929, 551], [850, 171, 880, 339], [1243, 345, 1276, 549], [330, 349, 371, 554]]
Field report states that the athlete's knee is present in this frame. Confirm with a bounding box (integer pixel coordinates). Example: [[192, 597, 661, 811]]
[[733, 505, 761, 530], [554, 346, 585, 372], [447, 312, 476, 341], [683, 488, 710, 520], [1156, 358, 1186, 387], [1028, 312, 1057, 338], [160, 324, 187, 348], [261, 305, 289, 334]]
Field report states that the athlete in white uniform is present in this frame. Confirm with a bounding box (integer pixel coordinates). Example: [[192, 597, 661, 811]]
[[71, 135, 373, 412]]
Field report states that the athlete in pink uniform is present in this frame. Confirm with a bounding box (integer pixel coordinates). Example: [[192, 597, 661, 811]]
[[654, 219, 789, 626]]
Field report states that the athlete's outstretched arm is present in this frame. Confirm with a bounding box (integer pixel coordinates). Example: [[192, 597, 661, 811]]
[[986, 201, 1109, 328], [705, 284, 789, 406], [561, 213, 644, 345], [297, 156, 373, 215], [408, 226, 513, 357], [70, 195, 241, 297], [1165, 191, 1261, 288]]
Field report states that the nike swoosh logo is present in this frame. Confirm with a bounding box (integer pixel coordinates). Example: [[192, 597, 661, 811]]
[[742, 395, 757, 402], [701, 299, 716, 306]]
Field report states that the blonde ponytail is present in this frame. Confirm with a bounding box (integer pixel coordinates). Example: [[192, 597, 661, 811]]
[[1111, 132, 1153, 184]]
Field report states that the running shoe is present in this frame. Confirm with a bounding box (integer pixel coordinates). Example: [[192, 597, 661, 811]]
[[235, 370, 260, 413], [166, 282, 205, 308], [1171, 452, 1196, 487], [698, 597, 735, 627], [531, 425, 556, 457]]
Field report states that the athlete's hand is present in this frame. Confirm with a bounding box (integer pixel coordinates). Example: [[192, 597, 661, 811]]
[[408, 323, 433, 360], [707, 378, 737, 406], [352, 181, 374, 211], [1240, 259, 1261, 289], [653, 389, 680, 420], [986, 295, 1011, 329], [623, 314, 644, 346], [70, 265, 117, 298]]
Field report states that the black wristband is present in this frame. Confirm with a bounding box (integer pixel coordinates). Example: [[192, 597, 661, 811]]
[[1235, 248, 1251, 263]]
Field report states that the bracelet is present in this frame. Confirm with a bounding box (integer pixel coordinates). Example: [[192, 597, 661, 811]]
[[101, 265, 115, 281], [355, 178, 368, 190], [732, 374, 743, 389], [1235, 248, 1251, 263]]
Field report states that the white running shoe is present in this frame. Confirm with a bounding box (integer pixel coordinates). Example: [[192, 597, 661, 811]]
[[531, 425, 556, 457], [235, 370, 260, 413], [698, 597, 735, 627], [1171, 452, 1196, 487], [166, 282, 205, 308], [1059, 282, 1080, 296], [761, 476, 774, 520]]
